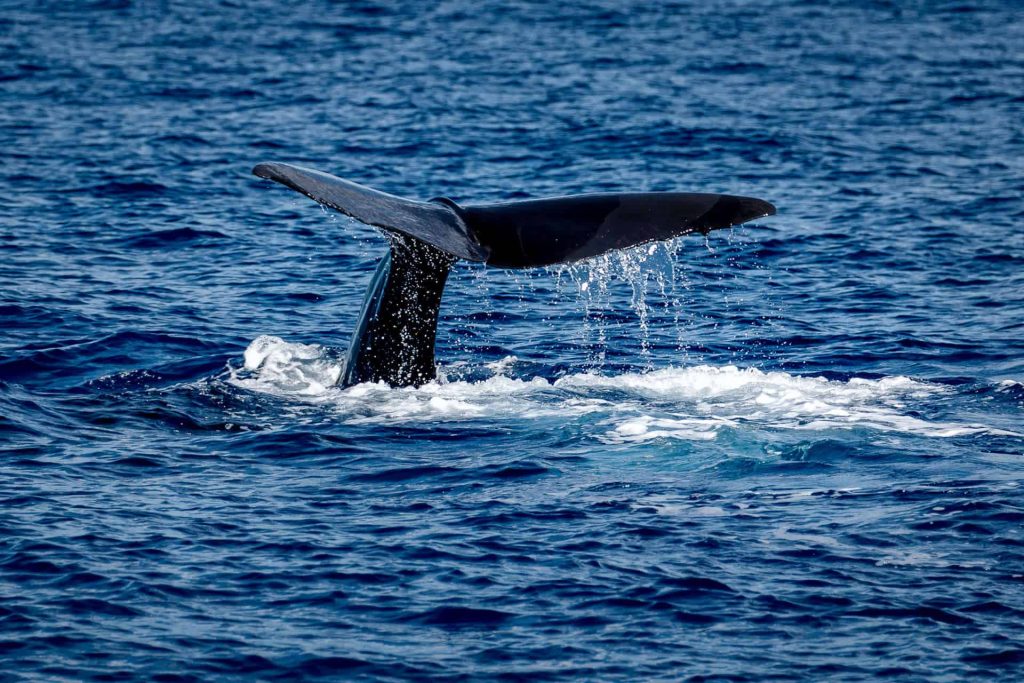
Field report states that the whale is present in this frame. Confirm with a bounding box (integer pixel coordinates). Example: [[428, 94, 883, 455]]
[[252, 162, 775, 388]]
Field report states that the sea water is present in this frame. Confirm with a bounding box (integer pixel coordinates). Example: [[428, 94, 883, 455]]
[[2, 1, 1023, 680]]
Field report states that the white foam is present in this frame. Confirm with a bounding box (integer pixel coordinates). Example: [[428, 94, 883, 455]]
[[604, 416, 728, 443], [238, 335, 341, 395], [228, 336, 1019, 440]]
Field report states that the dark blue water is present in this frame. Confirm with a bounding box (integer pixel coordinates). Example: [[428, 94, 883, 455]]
[[3, 1, 1024, 680]]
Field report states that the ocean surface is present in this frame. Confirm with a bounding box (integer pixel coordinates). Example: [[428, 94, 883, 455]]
[[2, 0, 1024, 680]]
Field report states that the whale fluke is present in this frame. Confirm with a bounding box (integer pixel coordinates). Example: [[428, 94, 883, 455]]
[[463, 192, 775, 268], [253, 162, 487, 261], [252, 162, 775, 387]]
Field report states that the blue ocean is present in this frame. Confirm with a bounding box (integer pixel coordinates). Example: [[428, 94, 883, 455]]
[[2, 0, 1023, 680]]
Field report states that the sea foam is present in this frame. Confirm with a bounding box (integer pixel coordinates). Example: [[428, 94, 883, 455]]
[[230, 336, 1016, 440]]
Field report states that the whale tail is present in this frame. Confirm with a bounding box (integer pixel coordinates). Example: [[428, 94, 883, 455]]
[[252, 162, 775, 386]]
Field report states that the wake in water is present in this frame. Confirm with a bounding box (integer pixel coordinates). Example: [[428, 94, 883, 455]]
[[230, 336, 1015, 442]]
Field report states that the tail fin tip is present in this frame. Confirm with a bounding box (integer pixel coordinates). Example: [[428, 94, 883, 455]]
[[252, 161, 489, 262]]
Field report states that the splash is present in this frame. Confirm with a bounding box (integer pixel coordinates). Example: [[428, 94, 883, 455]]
[[552, 242, 687, 368], [228, 337, 1018, 441], [240, 335, 343, 394], [548, 231, 781, 370]]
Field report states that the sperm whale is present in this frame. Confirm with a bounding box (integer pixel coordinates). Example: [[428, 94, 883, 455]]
[[252, 162, 775, 388]]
